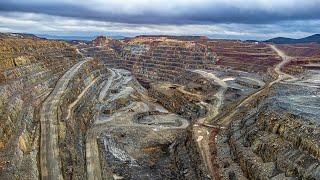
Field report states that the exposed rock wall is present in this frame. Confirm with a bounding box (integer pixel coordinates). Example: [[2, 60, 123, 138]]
[[0, 36, 81, 179], [207, 41, 281, 73], [92, 40, 217, 83], [214, 83, 320, 179], [1, 35, 211, 179], [149, 82, 207, 120], [1, 35, 319, 180], [56, 61, 109, 179]]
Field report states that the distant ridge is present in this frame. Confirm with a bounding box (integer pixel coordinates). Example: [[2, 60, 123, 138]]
[[134, 35, 209, 41], [36, 34, 126, 41], [0, 32, 45, 39], [265, 34, 320, 44]]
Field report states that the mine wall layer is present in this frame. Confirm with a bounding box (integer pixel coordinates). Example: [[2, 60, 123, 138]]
[[207, 41, 281, 73], [86, 39, 284, 90], [50, 60, 110, 179], [213, 85, 320, 180], [86, 67, 209, 179], [92, 41, 217, 84], [1, 36, 212, 179], [105, 39, 319, 179], [1, 35, 320, 180], [0, 37, 81, 179]]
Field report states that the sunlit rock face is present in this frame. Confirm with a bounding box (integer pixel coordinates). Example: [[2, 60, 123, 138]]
[[0, 34, 319, 180]]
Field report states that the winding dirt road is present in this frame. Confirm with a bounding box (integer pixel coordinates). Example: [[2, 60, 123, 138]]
[[86, 69, 123, 180], [269, 45, 296, 82], [218, 44, 295, 127], [191, 70, 227, 178], [86, 68, 190, 180], [40, 59, 90, 180], [192, 70, 227, 121], [191, 45, 296, 177], [39, 44, 294, 179]]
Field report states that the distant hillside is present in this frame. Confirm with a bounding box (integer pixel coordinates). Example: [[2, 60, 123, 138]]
[[133, 35, 209, 41], [37, 34, 126, 41], [0, 32, 45, 39], [265, 34, 320, 44]]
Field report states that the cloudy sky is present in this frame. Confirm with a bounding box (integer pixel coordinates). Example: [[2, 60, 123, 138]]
[[0, 0, 320, 40]]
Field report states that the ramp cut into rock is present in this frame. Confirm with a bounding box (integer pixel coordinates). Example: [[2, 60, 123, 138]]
[[40, 59, 90, 180]]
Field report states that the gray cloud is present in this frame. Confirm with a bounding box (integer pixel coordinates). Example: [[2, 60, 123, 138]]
[[0, 1, 319, 39], [0, 12, 318, 40], [1, 0, 320, 24]]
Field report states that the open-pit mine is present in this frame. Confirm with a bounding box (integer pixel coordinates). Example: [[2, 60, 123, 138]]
[[0, 34, 319, 180]]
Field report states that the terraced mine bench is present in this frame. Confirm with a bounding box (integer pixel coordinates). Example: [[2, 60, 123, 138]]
[[0, 36, 81, 179], [1, 34, 320, 180]]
